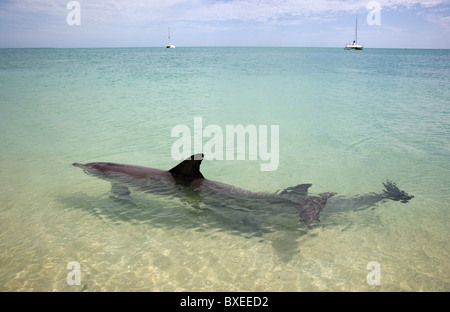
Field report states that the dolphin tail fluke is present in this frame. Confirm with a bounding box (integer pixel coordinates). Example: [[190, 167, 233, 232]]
[[382, 180, 414, 203]]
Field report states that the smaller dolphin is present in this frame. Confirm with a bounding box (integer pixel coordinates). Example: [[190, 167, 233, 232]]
[[73, 154, 414, 229]]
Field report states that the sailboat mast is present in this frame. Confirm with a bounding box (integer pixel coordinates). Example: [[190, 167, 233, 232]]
[[344, 11, 363, 50], [165, 27, 175, 48]]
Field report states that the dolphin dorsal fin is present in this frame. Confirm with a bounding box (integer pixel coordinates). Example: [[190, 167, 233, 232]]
[[169, 153, 204, 179]]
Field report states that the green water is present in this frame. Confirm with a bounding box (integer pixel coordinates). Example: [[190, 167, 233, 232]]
[[0, 47, 449, 291]]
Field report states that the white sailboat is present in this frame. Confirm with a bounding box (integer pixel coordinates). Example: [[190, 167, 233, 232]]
[[165, 27, 175, 48], [345, 13, 363, 50]]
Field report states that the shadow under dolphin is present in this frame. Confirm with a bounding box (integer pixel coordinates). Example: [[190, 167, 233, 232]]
[[72, 153, 414, 230]]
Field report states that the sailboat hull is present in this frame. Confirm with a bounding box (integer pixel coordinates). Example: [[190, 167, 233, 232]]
[[344, 44, 363, 50]]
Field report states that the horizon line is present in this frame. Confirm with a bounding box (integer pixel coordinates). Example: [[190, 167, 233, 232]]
[[2, 46, 449, 50]]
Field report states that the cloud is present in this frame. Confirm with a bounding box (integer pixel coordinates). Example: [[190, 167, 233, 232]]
[[1, 0, 449, 47], [2, 0, 449, 26], [161, 0, 450, 23], [421, 9, 450, 32]]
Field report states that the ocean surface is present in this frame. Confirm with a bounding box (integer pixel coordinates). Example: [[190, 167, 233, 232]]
[[0, 47, 449, 291]]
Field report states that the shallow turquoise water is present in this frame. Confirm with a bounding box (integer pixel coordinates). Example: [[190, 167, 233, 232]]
[[0, 47, 449, 291]]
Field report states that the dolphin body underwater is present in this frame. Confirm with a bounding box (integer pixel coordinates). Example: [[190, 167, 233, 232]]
[[72, 154, 414, 229]]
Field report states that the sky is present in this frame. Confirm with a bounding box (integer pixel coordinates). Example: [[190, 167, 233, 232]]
[[0, 0, 449, 49]]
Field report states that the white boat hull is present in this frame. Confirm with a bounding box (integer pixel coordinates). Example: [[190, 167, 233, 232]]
[[344, 44, 363, 50]]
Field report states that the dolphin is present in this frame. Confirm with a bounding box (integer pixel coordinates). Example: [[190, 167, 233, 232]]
[[72, 153, 414, 229]]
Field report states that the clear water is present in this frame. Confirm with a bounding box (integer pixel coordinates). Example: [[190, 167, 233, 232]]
[[0, 47, 449, 291]]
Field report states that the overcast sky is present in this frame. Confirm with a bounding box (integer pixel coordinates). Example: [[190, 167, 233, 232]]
[[1, 0, 449, 49]]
